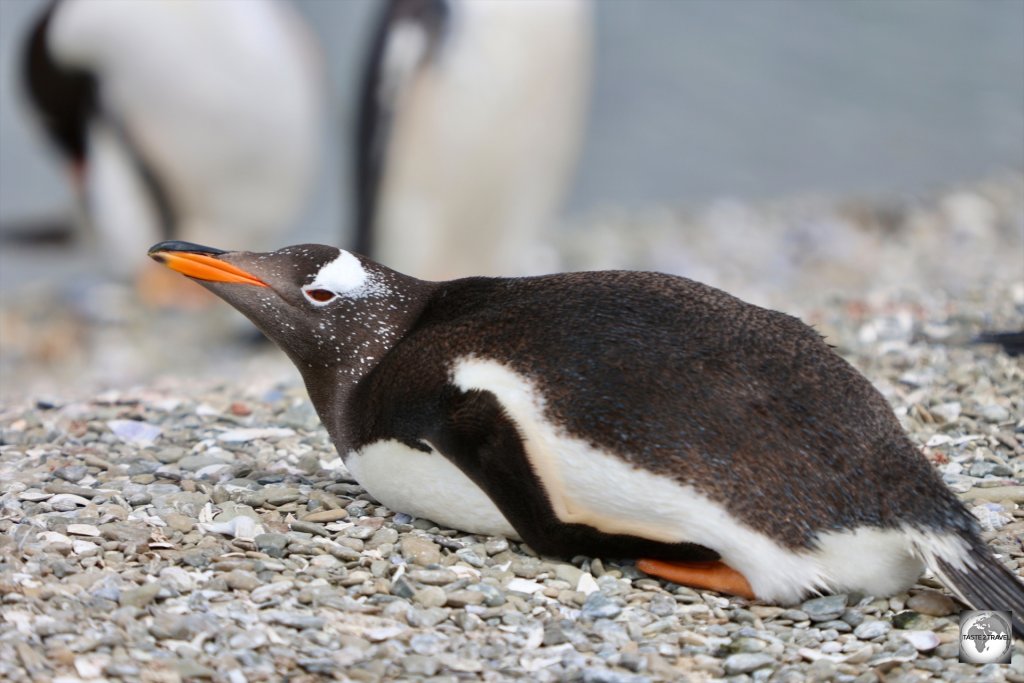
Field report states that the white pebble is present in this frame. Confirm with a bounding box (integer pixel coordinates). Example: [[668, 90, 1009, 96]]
[[506, 578, 545, 594], [217, 427, 296, 443], [72, 539, 100, 556], [902, 630, 940, 651], [107, 419, 162, 446], [576, 573, 600, 595]]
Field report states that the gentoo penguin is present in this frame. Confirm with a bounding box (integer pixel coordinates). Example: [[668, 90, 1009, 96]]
[[22, 0, 321, 286], [353, 0, 591, 279], [149, 240, 1024, 635]]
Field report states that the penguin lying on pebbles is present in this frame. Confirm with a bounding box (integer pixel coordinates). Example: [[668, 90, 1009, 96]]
[[149, 240, 1024, 634]]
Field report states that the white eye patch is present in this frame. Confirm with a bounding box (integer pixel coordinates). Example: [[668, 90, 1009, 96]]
[[303, 250, 368, 304]]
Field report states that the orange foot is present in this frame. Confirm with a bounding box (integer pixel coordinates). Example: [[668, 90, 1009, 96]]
[[637, 558, 756, 599]]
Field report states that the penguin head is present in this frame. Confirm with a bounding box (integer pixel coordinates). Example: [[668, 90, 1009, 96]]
[[148, 240, 421, 374]]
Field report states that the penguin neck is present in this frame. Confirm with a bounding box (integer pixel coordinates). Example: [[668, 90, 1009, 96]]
[[295, 277, 439, 452]]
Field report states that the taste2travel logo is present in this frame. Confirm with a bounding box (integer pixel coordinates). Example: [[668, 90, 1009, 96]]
[[958, 611, 1013, 665]]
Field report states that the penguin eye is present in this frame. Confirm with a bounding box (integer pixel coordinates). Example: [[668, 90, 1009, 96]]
[[303, 288, 337, 304]]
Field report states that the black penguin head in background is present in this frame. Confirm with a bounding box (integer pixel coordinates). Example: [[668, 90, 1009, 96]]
[[147, 241, 425, 376]]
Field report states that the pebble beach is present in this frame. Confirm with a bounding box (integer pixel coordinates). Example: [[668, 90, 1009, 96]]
[[1, 175, 1022, 682]]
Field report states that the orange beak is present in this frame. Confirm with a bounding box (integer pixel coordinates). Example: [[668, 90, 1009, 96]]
[[148, 243, 268, 287]]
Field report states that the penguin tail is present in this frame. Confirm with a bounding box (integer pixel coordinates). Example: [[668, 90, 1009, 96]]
[[925, 534, 1024, 638]]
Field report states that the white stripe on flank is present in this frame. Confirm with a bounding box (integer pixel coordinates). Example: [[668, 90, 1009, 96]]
[[450, 356, 965, 603]]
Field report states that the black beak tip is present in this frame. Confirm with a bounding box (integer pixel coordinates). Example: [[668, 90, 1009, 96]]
[[148, 240, 227, 256]]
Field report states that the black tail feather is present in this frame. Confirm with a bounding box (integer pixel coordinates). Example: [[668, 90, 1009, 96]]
[[933, 538, 1024, 639]]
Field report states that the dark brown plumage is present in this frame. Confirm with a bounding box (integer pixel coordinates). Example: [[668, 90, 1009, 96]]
[[149, 240, 1024, 635]]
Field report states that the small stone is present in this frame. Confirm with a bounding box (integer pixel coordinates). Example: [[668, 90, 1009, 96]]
[[401, 536, 442, 566], [723, 653, 776, 675], [445, 589, 484, 607], [401, 655, 439, 677], [930, 401, 961, 423], [255, 533, 289, 558], [178, 454, 230, 471], [407, 568, 457, 585], [250, 581, 294, 603], [554, 562, 584, 586], [906, 590, 956, 616], [853, 619, 891, 640], [801, 594, 848, 622], [980, 404, 1010, 423], [54, 465, 88, 482], [581, 592, 623, 620], [778, 608, 810, 622], [262, 610, 325, 630], [391, 576, 417, 599], [264, 487, 301, 506], [902, 630, 940, 651], [455, 546, 486, 567], [289, 520, 331, 537], [484, 537, 509, 554], [731, 636, 768, 653], [107, 419, 162, 446], [367, 527, 399, 549], [413, 586, 448, 608], [407, 606, 448, 628], [154, 447, 186, 464], [301, 508, 349, 523], [229, 402, 252, 416], [218, 427, 295, 443], [66, 523, 100, 537], [891, 610, 935, 630], [119, 582, 162, 608], [158, 567, 194, 593], [224, 570, 261, 592], [49, 493, 90, 511], [161, 513, 194, 533], [72, 539, 100, 556]]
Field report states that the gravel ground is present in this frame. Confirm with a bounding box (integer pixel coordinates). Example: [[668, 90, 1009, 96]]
[[1, 176, 1022, 681]]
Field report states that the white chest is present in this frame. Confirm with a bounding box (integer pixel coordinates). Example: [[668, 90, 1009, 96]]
[[345, 439, 519, 539]]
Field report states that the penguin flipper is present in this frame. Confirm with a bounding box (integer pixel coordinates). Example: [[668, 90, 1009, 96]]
[[636, 558, 755, 599]]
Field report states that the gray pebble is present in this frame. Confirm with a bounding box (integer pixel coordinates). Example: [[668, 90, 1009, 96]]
[[401, 655, 440, 676], [980, 404, 1011, 422], [407, 568, 457, 585], [224, 570, 261, 592], [581, 668, 651, 683], [407, 606, 448, 628], [723, 652, 776, 675], [581, 592, 623, 621], [177, 454, 230, 471], [54, 465, 88, 482], [367, 527, 399, 549], [853, 619, 892, 640], [255, 533, 289, 558], [119, 582, 161, 608], [413, 586, 448, 608], [800, 594, 848, 622]]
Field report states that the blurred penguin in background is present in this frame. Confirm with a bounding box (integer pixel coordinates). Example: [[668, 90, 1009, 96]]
[[354, 0, 591, 279], [22, 0, 323, 304]]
